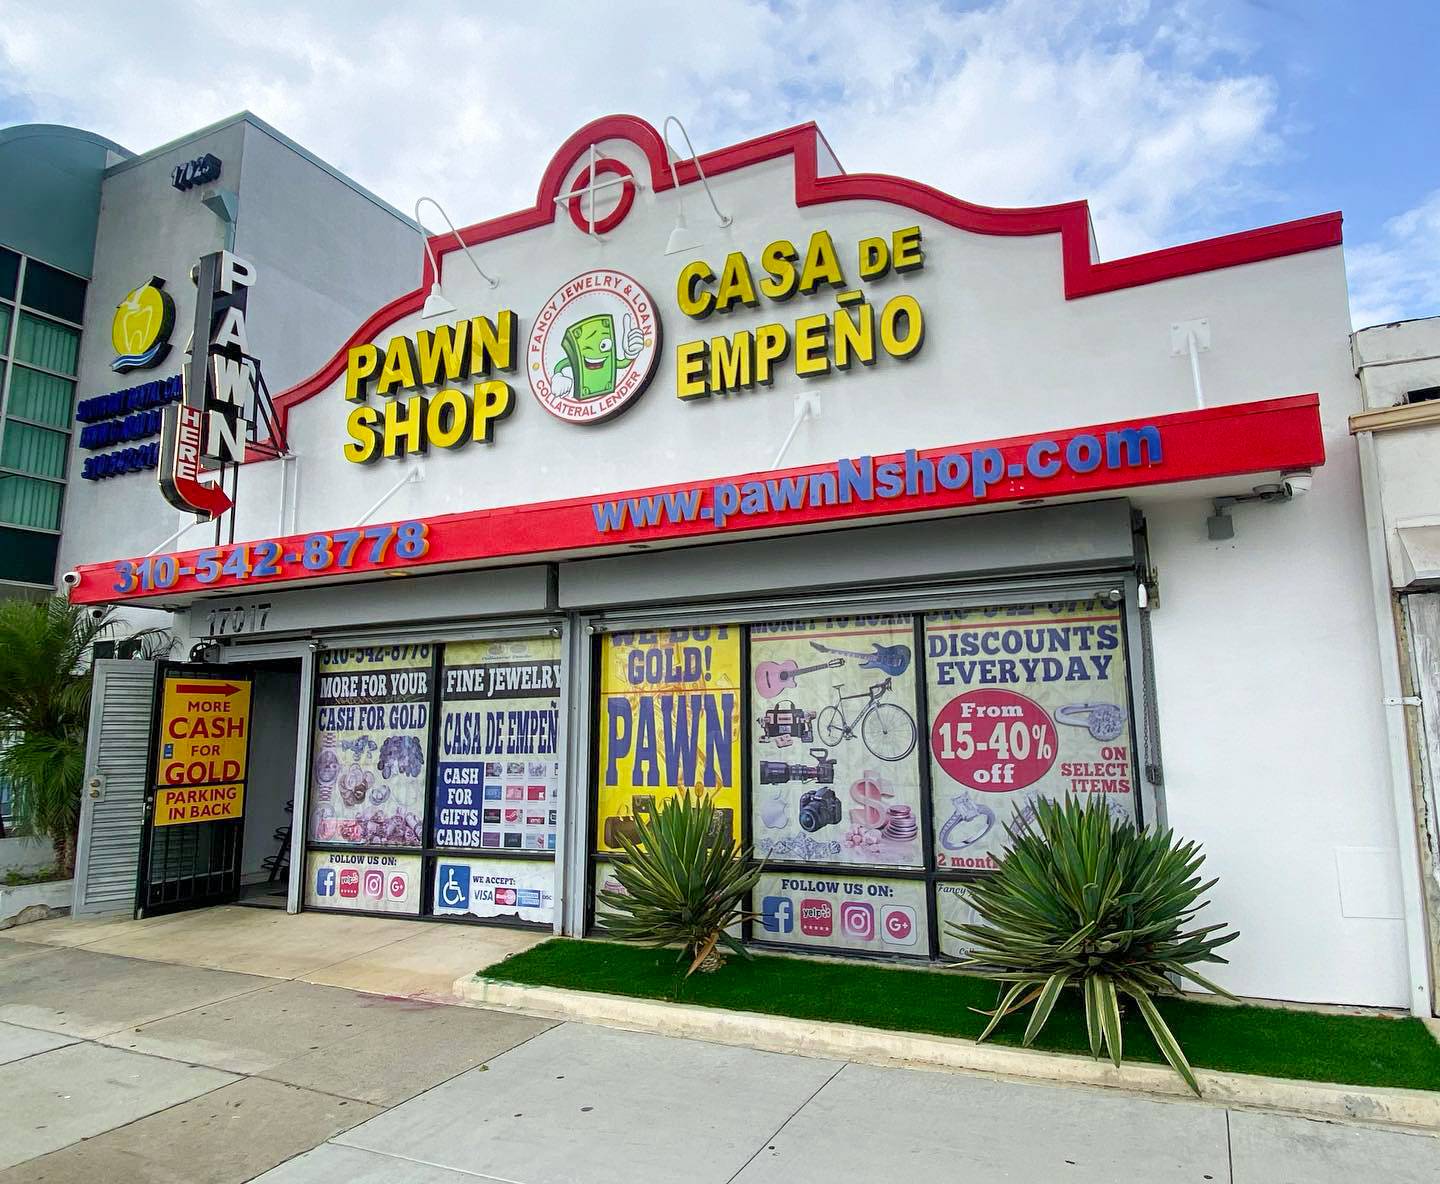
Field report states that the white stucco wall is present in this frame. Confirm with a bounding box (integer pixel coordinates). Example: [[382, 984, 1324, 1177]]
[[67, 125, 1408, 1006]]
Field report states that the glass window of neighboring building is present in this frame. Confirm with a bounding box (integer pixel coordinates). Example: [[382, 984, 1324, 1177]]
[[21, 260, 86, 324], [0, 247, 18, 301], [0, 250, 86, 587]]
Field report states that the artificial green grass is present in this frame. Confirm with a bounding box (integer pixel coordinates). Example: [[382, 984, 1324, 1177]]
[[481, 938, 1440, 1093]]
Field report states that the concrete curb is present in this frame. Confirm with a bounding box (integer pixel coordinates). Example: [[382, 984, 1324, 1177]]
[[454, 974, 1440, 1134]]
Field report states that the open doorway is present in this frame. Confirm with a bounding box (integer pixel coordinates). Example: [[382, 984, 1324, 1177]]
[[234, 658, 302, 909]]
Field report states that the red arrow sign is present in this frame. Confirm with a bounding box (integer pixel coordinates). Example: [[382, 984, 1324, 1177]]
[[174, 682, 240, 696]]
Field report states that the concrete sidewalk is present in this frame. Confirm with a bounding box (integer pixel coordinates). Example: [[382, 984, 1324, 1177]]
[[2, 912, 1438, 1182], [2, 904, 544, 998]]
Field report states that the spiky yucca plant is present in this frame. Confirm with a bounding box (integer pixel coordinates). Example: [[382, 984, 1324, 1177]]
[[953, 794, 1238, 1094], [597, 791, 762, 976]]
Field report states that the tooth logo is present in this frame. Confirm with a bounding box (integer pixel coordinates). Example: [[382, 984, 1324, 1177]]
[[110, 276, 175, 373], [526, 269, 660, 425]]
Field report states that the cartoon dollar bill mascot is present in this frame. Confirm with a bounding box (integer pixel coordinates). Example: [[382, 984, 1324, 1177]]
[[549, 312, 647, 400]]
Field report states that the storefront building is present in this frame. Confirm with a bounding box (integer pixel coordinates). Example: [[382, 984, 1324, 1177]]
[[61, 115, 1431, 1015]]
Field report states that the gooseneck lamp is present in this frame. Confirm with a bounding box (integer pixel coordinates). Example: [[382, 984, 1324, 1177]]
[[414, 197, 497, 319], [662, 116, 732, 256]]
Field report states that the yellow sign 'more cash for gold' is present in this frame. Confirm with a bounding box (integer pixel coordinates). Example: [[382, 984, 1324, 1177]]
[[153, 673, 252, 826]]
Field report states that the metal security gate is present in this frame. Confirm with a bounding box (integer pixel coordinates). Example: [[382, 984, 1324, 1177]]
[[73, 660, 157, 915], [135, 663, 255, 916]]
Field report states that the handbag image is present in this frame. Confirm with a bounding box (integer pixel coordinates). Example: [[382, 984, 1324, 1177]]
[[604, 809, 642, 847]]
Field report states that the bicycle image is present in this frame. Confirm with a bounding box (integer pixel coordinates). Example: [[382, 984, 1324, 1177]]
[[815, 678, 918, 761]]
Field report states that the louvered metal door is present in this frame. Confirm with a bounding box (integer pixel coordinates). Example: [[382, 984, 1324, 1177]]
[[73, 659, 157, 916]]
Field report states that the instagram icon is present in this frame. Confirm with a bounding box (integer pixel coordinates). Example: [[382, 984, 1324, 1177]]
[[839, 901, 875, 941]]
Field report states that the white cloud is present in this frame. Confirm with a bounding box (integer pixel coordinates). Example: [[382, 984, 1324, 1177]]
[[1346, 191, 1440, 330], [1, 0, 1280, 260]]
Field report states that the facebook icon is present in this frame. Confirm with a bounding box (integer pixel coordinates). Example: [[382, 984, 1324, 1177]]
[[314, 867, 337, 898], [761, 896, 793, 934]]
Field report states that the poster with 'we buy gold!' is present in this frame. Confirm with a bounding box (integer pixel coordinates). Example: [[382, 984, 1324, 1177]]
[[596, 627, 741, 852]]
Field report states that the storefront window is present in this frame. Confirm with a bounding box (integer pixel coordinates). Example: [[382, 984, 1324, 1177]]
[[308, 643, 432, 848], [303, 634, 566, 928], [588, 591, 1142, 962], [924, 597, 1138, 872], [430, 636, 562, 925], [595, 627, 742, 852], [750, 614, 923, 868], [434, 636, 561, 853]]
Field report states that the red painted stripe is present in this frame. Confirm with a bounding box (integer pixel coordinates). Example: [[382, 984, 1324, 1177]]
[[250, 117, 1342, 462], [72, 394, 1325, 606]]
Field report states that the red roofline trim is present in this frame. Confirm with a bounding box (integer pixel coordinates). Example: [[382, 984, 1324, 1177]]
[[255, 114, 1342, 462]]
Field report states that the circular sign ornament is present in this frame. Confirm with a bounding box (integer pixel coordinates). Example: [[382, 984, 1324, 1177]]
[[566, 158, 636, 236], [526, 269, 661, 424], [110, 276, 176, 372], [930, 688, 1059, 792]]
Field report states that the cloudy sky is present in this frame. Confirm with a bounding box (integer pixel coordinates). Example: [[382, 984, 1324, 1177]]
[[1, 0, 1433, 328]]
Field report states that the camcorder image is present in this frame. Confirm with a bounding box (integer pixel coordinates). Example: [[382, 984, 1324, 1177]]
[[759, 749, 836, 784]]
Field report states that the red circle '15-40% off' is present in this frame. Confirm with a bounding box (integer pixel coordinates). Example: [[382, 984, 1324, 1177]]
[[930, 688, 1057, 791]]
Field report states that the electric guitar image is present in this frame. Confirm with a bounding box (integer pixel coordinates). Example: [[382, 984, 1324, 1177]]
[[753, 657, 843, 700], [808, 641, 911, 676]]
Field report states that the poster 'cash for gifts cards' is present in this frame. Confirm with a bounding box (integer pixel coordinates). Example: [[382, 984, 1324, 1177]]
[[309, 644, 431, 847], [597, 627, 741, 852], [434, 637, 561, 853], [925, 598, 1138, 870], [750, 615, 923, 868]]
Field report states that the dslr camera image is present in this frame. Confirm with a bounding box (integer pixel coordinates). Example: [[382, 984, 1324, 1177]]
[[798, 786, 843, 832]]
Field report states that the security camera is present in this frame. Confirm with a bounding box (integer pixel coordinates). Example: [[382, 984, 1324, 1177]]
[[89, 607, 106, 621], [60, 570, 81, 589], [1281, 470, 1312, 498]]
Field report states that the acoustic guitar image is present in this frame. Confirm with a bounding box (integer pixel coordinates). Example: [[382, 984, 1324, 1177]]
[[808, 641, 911, 676], [753, 657, 843, 700]]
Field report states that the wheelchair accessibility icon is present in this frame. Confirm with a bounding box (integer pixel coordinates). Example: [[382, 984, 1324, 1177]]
[[438, 863, 471, 910]]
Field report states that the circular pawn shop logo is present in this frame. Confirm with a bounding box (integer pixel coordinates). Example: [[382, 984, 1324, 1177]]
[[527, 269, 660, 424]]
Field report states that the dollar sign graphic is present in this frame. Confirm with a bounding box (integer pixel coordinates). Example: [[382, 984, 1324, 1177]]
[[849, 774, 891, 828]]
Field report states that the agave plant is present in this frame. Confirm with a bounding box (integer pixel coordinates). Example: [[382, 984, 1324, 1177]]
[[952, 794, 1238, 1094], [597, 790, 762, 976]]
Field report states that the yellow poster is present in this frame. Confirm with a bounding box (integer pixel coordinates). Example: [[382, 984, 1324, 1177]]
[[595, 627, 741, 851], [155, 782, 245, 826], [155, 674, 252, 786]]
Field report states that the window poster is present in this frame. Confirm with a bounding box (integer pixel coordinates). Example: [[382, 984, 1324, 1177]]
[[305, 850, 422, 915], [935, 882, 981, 960], [432, 856, 555, 925], [753, 871, 929, 955], [750, 615, 922, 867], [596, 627, 741, 852], [309, 644, 431, 847], [924, 599, 1138, 871], [590, 859, 625, 931], [434, 637, 561, 853]]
